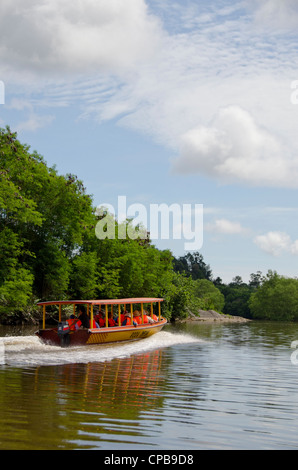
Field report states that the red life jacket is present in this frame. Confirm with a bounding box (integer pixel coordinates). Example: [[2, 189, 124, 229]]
[[108, 318, 116, 327], [95, 317, 105, 327], [66, 318, 77, 331]]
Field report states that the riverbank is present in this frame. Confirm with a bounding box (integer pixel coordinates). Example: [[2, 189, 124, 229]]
[[181, 309, 250, 323]]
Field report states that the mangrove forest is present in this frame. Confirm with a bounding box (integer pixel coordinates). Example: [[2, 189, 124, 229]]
[[0, 126, 297, 324]]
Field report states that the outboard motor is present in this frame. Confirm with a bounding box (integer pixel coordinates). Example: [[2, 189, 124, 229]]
[[57, 321, 70, 347]]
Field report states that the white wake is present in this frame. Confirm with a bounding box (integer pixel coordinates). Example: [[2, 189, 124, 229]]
[[0, 330, 200, 367]]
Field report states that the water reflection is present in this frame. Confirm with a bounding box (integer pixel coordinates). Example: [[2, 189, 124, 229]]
[[0, 349, 169, 449], [174, 320, 298, 349], [1, 322, 298, 449]]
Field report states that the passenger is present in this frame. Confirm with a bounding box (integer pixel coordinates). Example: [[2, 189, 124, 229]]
[[108, 312, 116, 327], [143, 310, 154, 324], [95, 310, 106, 327], [78, 306, 97, 328], [133, 310, 142, 325], [67, 314, 79, 331], [78, 307, 89, 328], [94, 310, 100, 325], [122, 311, 137, 326], [146, 309, 158, 322], [93, 307, 99, 321], [115, 310, 126, 325], [146, 309, 159, 322], [92, 316, 99, 328]]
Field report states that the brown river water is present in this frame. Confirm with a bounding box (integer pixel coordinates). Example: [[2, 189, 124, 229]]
[[0, 321, 298, 450]]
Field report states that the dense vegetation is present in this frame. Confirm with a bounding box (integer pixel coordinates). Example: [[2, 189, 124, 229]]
[[0, 127, 297, 324]]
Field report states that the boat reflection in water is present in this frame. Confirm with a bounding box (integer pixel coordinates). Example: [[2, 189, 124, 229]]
[[1, 346, 169, 449], [52, 349, 165, 415], [38, 349, 167, 448]]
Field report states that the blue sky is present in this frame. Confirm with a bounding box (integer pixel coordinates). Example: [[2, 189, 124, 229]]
[[1, 0, 298, 282]]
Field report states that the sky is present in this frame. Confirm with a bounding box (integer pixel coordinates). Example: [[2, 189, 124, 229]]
[[1, 0, 298, 283]]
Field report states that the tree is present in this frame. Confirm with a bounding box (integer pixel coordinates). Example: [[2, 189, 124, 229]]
[[173, 252, 212, 280], [249, 271, 263, 289], [0, 126, 96, 320], [0, 267, 34, 320], [193, 279, 225, 312], [69, 251, 98, 299], [0, 128, 43, 319], [218, 276, 253, 318], [162, 272, 202, 321], [231, 275, 244, 286], [249, 271, 298, 321], [93, 212, 174, 301]]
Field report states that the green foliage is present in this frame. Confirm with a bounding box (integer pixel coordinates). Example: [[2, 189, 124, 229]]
[[173, 251, 212, 280], [218, 276, 253, 318], [0, 126, 95, 321], [193, 279, 225, 312], [94, 216, 174, 302], [249, 271, 298, 321], [162, 272, 202, 321], [2, 126, 298, 324], [0, 267, 34, 319], [161, 272, 225, 321], [69, 251, 98, 299], [0, 127, 179, 323]]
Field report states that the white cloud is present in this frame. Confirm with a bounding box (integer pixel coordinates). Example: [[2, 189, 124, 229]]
[[16, 113, 54, 132], [250, 0, 298, 31], [0, 0, 163, 78], [1, 0, 298, 192], [254, 231, 298, 256], [291, 240, 298, 255], [172, 106, 298, 188], [7, 98, 54, 131], [206, 218, 247, 235]]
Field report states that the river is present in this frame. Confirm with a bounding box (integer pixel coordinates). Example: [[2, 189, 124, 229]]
[[0, 321, 298, 450]]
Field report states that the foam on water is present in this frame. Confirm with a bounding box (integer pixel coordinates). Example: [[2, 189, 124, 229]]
[[0, 331, 200, 367]]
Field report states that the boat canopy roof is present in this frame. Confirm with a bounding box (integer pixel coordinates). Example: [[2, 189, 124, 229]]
[[37, 297, 163, 306]]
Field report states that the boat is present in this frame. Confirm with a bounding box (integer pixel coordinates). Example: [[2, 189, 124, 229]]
[[35, 297, 167, 347]]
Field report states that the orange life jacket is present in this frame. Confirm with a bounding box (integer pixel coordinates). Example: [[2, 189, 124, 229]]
[[122, 316, 132, 326], [66, 318, 77, 331]]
